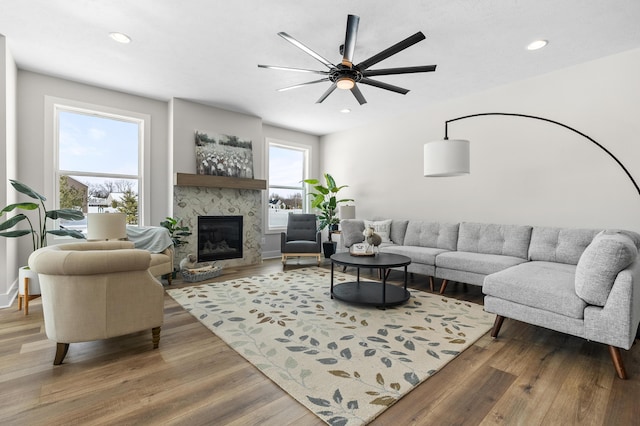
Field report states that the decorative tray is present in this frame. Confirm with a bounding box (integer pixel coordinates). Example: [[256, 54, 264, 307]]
[[350, 244, 375, 257]]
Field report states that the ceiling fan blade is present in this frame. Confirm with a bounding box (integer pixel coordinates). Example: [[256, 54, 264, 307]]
[[359, 77, 409, 95], [351, 84, 367, 105], [278, 32, 335, 70], [356, 32, 426, 71], [316, 83, 337, 103], [258, 64, 329, 75], [342, 14, 360, 66], [278, 78, 330, 92], [363, 65, 436, 76]]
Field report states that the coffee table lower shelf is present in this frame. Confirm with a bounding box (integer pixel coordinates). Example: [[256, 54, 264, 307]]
[[332, 282, 410, 307]]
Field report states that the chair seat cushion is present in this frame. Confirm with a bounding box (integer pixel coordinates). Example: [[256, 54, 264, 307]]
[[483, 261, 586, 319], [283, 240, 320, 253]]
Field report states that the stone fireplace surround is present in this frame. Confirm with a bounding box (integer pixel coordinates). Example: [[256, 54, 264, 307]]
[[173, 174, 266, 269]]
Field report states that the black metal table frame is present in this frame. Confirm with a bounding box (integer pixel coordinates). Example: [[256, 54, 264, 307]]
[[330, 252, 411, 308]]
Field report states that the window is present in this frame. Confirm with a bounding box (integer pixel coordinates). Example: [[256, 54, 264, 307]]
[[54, 103, 146, 233], [267, 139, 310, 230]]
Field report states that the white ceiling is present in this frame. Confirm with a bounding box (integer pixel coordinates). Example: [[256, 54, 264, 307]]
[[1, 0, 640, 136]]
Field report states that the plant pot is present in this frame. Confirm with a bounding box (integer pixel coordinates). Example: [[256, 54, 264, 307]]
[[19, 266, 41, 295], [323, 241, 337, 258]]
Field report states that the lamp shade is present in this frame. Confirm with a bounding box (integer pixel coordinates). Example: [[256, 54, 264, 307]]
[[339, 205, 356, 220], [423, 139, 470, 177], [87, 213, 127, 240]]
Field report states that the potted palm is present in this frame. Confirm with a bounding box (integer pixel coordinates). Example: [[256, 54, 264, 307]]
[[0, 179, 85, 301], [160, 216, 192, 279], [303, 173, 353, 258]]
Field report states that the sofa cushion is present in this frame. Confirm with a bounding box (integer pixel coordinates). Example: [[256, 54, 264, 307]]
[[340, 219, 365, 248], [381, 245, 449, 266], [435, 251, 528, 275], [529, 227, 600, 265], [457, 222, 532, 259], [575, 232, 638, 306], [364, 219, 392, 243], [390, 220, 409, 245], [403, 221, 459, 250], [483, 261, 586, 319]]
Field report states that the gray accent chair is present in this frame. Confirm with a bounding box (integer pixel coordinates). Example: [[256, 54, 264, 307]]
[[281, 213, 322, 267]]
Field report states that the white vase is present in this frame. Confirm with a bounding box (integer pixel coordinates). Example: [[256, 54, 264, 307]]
[[18, 266, 41, 296]]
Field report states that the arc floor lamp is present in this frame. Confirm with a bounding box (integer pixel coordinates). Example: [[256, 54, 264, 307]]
[[423, 112, 640, 198]]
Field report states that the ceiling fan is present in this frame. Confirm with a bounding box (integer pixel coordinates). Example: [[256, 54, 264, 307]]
[[258, 14, 437, 105]]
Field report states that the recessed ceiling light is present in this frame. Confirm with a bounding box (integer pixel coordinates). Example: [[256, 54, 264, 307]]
[[109, 32, 131, 44], [340, 108, 351, 114], [527, 39, 548, 51]]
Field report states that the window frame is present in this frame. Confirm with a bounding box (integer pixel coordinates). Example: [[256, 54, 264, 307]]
[[265, 137, 312, 233], [45, 97, 151, 232]]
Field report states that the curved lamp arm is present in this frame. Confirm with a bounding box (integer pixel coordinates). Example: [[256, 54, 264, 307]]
[[444, 112, 640, 197]]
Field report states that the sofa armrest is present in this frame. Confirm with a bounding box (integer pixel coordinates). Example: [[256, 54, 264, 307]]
[[584, 257, 640, 349]]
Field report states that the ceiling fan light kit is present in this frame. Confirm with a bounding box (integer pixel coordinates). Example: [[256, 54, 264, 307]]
[[258, 14, 437, 105]]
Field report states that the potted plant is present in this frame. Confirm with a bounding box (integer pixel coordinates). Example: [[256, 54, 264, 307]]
[[160, 216, 192, 248], [160, 216, 192, 279], [0, 179, 85, 301], [303, 173, 353, 258]]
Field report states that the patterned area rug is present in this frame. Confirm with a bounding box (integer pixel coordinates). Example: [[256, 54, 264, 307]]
[[167, 268, 494, 425]]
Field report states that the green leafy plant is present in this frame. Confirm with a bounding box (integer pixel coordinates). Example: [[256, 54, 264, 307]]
[[160, 216, 192, 247], [303, 173, 353, 241], [0, 179, 85, 251]]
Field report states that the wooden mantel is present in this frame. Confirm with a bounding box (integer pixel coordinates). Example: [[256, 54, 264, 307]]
[[174, 173, 267, 190]]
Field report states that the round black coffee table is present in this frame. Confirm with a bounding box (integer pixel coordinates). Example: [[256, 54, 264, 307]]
[[330, 252, 412, 308]]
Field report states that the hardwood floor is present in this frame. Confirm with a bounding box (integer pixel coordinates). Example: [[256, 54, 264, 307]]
[[1, 259, 639, 425]]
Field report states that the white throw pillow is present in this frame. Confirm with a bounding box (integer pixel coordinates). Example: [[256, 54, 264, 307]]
[[364, 219, 392, 243]]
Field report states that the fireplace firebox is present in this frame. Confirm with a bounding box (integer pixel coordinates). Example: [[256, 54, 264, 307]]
[[197, 215, 243, 262]]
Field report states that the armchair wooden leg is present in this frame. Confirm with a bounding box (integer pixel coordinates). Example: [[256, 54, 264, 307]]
[[491, 315, 505, 339], [152, 327, 161, 349], [439, 279, 449, 294], [609, 346, 628, 379], [54, 343, 70, 365]]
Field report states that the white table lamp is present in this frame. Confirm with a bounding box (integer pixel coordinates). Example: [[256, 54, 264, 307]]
[[87, 213, 127, 240]]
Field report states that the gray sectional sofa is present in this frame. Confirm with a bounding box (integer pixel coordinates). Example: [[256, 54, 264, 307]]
[[339, 219, 640, 379]]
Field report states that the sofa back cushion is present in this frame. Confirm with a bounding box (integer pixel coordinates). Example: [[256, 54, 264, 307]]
[[340, 219, 365, 248], [529, 227, 600, 265], [575, 231, 638, 306], [389, 220, 409, 245], [403, 221, 459, 250], [457, 222, 532, 259]]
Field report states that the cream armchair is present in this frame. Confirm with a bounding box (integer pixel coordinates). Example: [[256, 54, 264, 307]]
[[28, 241, 165, 365]]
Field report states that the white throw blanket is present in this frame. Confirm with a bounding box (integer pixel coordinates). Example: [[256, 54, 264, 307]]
[[126, 226, 173, 253]]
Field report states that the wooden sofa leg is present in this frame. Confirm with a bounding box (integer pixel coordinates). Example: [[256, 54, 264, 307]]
[[429, 276, 434, 292], [439, 279, 449, 294], [608, 346, 628, 379], [152, 327, 161, 349], [54, 343, 70, 365], [491, 315, 505, 339]]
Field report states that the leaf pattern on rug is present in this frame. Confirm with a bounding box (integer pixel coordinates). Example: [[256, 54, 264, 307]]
[[167, 268, 493, 425]]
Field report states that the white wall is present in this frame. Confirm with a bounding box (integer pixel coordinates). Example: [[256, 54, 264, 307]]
[[0, 36, 18, 306], [320, 48, 640, 234], [16, 71, 170, 265]]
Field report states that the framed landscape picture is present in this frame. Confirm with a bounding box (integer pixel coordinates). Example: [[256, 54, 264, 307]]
[[195, 131, 254, 178]]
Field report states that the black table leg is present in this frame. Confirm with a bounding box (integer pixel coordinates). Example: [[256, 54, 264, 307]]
[[330, 261, 334, 299], [381, 268, 387, 309]]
